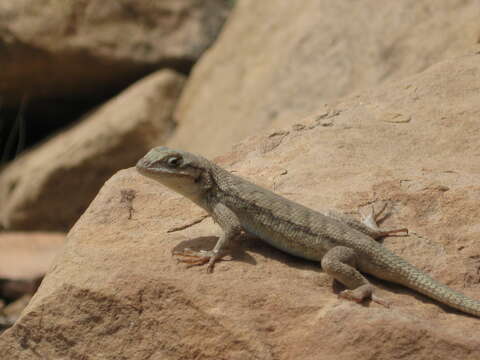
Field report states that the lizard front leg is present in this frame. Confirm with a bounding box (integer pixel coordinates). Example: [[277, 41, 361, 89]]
[[321, 246, 389, 307], [173, 203, 242, 273]]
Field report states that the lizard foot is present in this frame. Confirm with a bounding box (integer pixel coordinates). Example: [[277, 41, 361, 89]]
[[372, 294, 391, 308], [172, 248, 231, 273], [339, 288, 391, 308], [360, 203, 408, 237]]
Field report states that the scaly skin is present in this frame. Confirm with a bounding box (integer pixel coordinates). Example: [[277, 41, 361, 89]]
[[136, 146, 480, 317]]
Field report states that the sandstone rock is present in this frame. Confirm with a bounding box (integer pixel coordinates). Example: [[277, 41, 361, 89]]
[[1, 295, 32, 328], [0, 0, 229, 107], [0, 232, 65, 282], [168, 0, 480, 157], [1, 53, 480, 359], [0, 232, 64, 332], [0, 70, 185, 231]]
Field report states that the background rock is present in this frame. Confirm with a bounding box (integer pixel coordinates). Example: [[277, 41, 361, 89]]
[[168, 0, 480, 157], [0, 0, 230, 164], [0, 70, 185, 231], [1, 53, 479, 359], [0, 232, 65, 282], [0, 232, 65, 332], [1, 295, 32, 332], [0, 0, 229, 107]]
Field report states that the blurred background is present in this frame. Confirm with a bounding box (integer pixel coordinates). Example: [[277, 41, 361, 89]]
[[0, 0, 479, 332]]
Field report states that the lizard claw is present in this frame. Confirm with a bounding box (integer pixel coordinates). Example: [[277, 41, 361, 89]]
[[172, 248, 231, 272], [338, 289, 391, 308], [173, 248, 211, 266], [358, 202, 388, 228], [338, 289, 364, 304], [359, 202, 409, 237], [371, 294, 391, 308]]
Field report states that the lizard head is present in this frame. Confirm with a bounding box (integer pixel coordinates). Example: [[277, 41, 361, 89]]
[[136, 147, 212, 204]]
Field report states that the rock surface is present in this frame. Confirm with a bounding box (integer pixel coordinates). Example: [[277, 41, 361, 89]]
[[169, 0, 480, 157], [0, 0, 229, 106], [0, 70, 185, 231], [0, 232, 65, 282], [0, 232, 65, 331], [1, 53, 480, 359]]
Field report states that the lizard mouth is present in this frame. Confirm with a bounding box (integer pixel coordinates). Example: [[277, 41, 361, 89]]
[[136, 162, 195, 181]]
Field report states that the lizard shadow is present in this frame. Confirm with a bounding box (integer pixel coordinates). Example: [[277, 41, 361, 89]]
[[172, 233, 320, 268], [172, 235, 257, 266], [171, 234, 475, 316], [173, 234, 377, 306]]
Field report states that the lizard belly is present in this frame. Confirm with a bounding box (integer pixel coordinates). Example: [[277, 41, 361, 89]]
[[242, 220, 327, 262]]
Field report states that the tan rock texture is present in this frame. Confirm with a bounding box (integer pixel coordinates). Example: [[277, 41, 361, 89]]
[[0, 232, 65, 281], [0, 232, 64, 329], [0, 70, 185, 231], [1, 53, 479, 359], [0, 0, 229, 106], [169, 0, 480, 157]]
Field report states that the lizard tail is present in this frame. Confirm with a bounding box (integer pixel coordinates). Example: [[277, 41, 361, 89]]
[[392, 256, 480, 317]]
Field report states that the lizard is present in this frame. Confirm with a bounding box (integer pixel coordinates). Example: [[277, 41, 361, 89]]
[[136, 146, 480, 317]]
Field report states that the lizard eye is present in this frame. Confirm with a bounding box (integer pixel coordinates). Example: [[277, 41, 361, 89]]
[[166, 156, 182, 168]]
